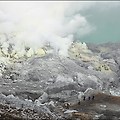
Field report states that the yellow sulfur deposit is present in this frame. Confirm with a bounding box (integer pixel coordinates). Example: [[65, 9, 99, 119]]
[[26, 48, 34, 58], [9, 50, 16, 58], [68, 42, 91, 57], [13, 53, 20, 59], [95, 63, 111, 72], [13, 50, 26, 59], [80, 54, 94, 62], [35, 48, 46, 57], [69, 42, 90, 53], [68, 42, 99, 62]]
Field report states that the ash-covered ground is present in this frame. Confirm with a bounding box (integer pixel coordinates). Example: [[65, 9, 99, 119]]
[[0, 42, 120, 120]]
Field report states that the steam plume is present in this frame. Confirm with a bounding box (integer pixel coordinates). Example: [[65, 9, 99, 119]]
[[0, 2, 94, 56]]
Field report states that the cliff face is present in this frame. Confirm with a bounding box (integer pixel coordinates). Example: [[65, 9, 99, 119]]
[[0, 42, 120, 119]]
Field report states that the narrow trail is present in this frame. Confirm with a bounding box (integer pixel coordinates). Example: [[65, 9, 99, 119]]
[[60, 93, 120, 120]]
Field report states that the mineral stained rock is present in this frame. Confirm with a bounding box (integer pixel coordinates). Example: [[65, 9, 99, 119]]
[[0, 42, 120, 119]]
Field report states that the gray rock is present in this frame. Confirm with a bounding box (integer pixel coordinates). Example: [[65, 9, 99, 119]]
[[46, 81, 80, 94], [37, 92, 48, 104]]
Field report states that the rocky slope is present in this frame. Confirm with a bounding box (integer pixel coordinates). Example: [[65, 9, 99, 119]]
[[0, 42, 120, 120]]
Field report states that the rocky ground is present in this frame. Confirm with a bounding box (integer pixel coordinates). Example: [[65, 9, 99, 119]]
[[0, 42, 120, 120]]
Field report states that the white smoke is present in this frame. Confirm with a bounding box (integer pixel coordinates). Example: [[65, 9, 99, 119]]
[[0, 1, 94, 56]]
